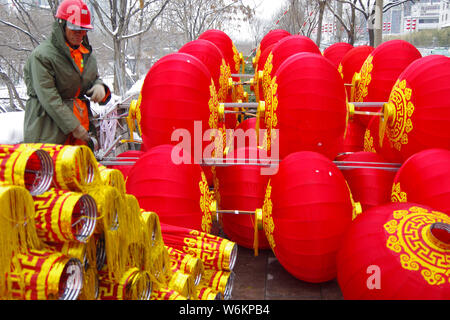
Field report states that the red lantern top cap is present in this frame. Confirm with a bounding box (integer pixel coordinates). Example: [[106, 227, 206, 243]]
[[270, 35, 321, 76], [259, 29, 291, 53], [323, 42, 354, 68]]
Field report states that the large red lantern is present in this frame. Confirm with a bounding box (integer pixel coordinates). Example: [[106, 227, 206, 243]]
[[139, 52, 222, 154], [323, 42, 354, 69], [198, 29, 241, 74], [338, 45, 374, 101], [379, 55, 450, 161], [262, 151, 355, 283], [253, 29, 291, 68], [352, 40, 421, 126], [126, 145, 215, 233], [265, 52, 348, 159], [337, 202, 450, 299], [178, 39, 231, 103], [391, 148, 450, 215], [215, 146, 271, 250], [337, 151, 396, 212]]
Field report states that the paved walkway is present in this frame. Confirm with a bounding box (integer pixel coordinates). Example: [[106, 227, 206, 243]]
[[231, 246, 343, 300]]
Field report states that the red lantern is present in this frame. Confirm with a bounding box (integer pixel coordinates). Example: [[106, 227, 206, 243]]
[[338, 45, 374, 101], [379, 55, 450, 161], [363, 115, 403, 163], [126, 145, 215, 233], [198, 29, 241, 74], [337, 120, 366, 154], [108, 150, 144, 180], [178, 39, 231, 103], [263, 151, 355, 283], [337, 152, 396, 212], [337, 202, 450, 299], [215, 146, 271, 250], [323, 42, 354, 69], [139, 52, 221, 154], [353, 40, 421, 126], [267, 52, 348, 159], [391, 148, 450, 215]]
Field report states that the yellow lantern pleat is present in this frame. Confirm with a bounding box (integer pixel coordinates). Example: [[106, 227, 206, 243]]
[[87, 186, 125, 280], [140, 211, 172, 286], [167, 270, 196, 300], [0, 185, 43, 298]]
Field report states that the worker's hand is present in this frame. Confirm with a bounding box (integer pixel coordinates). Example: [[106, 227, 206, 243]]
[[86, 84, 106, 103], [72, 124, 90, 142]]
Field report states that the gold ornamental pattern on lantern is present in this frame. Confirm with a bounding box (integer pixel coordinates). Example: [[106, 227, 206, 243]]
[[391, 182, 408, 203], [384, 206, 450, 286], [385, 79, 415, 151], [363, 129, 377, 153], [199, 171, 214, 233], [232, 45, 241, 73], [208, 80, 226, 157], [354, 55, 374, 102], [218, 60, 231, 102], [262, 179, 275, 250], [261, 53, 278, 152]]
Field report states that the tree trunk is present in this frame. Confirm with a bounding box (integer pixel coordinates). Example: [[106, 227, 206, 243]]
[[315, 0, 326, 48], [113, 38, 126, 96], [374, 0, 383, 47], [336, 0, 343, 42]]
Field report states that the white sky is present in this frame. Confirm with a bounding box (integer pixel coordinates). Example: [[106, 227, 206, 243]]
[[228, 0, 288, 42]]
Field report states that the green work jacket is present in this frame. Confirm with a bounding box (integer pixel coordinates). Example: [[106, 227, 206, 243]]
[[23, 20, 110, 144]]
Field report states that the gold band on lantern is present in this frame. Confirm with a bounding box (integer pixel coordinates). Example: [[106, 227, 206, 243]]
[[0, 144, 54, 195], [33, 189, 98, 243]]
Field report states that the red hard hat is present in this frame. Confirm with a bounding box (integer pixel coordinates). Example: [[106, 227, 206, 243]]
[[56, 0, 93, 31]]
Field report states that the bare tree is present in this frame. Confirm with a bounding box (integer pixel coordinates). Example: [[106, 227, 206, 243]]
[[163, 0, 254, 43], [334, 0, 416, 46], [88, 0, 170, 96]]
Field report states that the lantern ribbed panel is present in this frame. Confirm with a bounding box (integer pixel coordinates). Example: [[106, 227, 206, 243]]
[[178, 39, 224, 96], [275, 53, 347, 159], [392, 148, 450, 216], [339, 45, 373, 100], [216, 147, 270, 249], [323, 42, 354, 69], [125, 145, 207, 232], [269, 35, 321, 78], [385, 55, 450, 160], [338, 152, 396, 212], [269, 151, 353, 283], [337, 202, 450, 299], [258, 29, 291, 59], [198, 29, 238, 73], [139, 53, 213, 151]]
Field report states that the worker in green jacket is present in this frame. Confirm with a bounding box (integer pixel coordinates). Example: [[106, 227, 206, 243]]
[[23, 0, 111, 147]]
